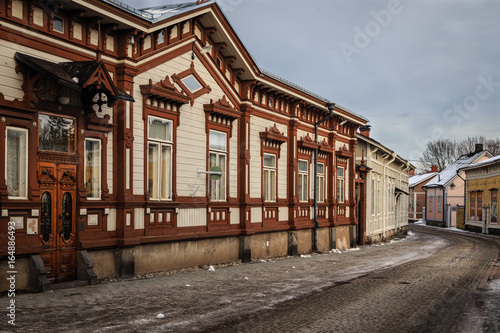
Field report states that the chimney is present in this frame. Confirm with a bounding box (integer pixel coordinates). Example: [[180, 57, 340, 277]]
[[475, 143, 484, 153], [431, 165, 438, 173], [409, 169, 415, 176], [359, 125, 371, 137]]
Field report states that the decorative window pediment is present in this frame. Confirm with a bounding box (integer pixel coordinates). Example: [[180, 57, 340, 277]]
[[140, 76, 190, 108], [319, 139, 334, 154], [172, 63, 211, 105], [336, 144, 353, 161], [204, 96, 240, 120], [260, 124, 286, 159], [297, 134, 319, 151]]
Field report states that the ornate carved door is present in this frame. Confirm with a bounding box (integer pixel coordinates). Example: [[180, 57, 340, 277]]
[[39, 162, 77, 282]]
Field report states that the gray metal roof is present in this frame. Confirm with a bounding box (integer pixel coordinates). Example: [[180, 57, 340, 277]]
[[425, 151, 490, 187], [103, 0, 215, 22]]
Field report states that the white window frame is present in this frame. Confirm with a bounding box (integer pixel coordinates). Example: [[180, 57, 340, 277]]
[[316, 162, 325, 203], [209, 130, 227, 202], [337, 166, 345, 203], [263, 153, 277, 202], [84, 138, 101, 200], [5, 127, 28, 199], [298, 159, 309, 202], [147, 116, 173, 201]]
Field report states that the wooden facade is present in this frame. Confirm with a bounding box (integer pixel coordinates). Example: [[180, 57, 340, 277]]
[[0, 0, 368, 291], [355, 128, 413, 245]]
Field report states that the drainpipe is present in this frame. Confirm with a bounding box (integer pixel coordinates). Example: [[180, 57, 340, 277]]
[[313, 102, 336, 252], [456, 171, 467, 228]]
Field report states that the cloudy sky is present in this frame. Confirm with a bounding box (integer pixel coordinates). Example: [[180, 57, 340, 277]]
[[121, 0, 500, 163]]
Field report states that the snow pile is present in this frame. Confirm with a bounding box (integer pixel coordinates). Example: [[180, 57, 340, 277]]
[[156, 313, 165, 319], [300, 254, 312, 258], [208, 265, 215, 272], [330, 249, 342, 254]]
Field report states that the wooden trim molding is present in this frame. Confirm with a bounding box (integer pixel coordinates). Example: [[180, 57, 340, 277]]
[[172, 62, 211, 105]]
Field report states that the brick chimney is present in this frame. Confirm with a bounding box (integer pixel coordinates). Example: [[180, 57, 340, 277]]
[[431, 165, 438, 173], [409, 169, 415, 176], [475, 143, 484, 153], [359, 125, 371, 137]]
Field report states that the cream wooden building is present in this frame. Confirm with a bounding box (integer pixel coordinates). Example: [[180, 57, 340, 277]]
[[355, 126, 413, 244]]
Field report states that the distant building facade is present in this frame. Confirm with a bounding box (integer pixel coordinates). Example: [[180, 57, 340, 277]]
[[461, 155, 500, 235], [356, 127, 413, 244], [408, 167, 438, 221], [423, 145, 491, 227]]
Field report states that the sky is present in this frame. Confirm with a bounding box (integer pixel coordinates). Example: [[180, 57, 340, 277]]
[[120, 0, 500, 164]]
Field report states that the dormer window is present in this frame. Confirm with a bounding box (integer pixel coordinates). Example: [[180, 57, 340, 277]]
[[181, 75, 202, 93], [53, 16, 64, 33]]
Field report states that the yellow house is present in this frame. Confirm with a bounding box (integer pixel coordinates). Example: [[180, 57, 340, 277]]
[[461, 155, 500, 235]]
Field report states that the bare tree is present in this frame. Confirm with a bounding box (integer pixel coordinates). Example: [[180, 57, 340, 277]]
[[485, 138, 500, 156], [419, 138, 459, 172], [420, 136, 500, 172]]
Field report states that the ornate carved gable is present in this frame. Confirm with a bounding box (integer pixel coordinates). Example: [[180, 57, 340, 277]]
[[319, 138, 334, 154]]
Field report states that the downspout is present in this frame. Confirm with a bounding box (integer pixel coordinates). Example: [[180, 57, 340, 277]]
[[313, 102, 336, 252], [456, 171, 467, 228]]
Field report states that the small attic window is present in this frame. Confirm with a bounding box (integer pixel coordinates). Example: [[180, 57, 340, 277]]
[[157, 30, 165, 44], [53, 16, 64, 33], [450, 183, 456, 190], [181, 75, 202, 93]]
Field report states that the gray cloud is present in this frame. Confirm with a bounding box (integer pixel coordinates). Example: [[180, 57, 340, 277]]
[[121, 0, 500, 161]]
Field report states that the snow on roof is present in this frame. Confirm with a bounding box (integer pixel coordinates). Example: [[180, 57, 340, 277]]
[[425, 151, 488, 187], [409, 172, 437, 187], [103, 0, 215, 22], [460, 154, 500, 170]]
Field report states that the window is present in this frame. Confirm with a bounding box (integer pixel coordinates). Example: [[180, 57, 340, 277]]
[[6, 127, 28, 198], [317, 163, 325, 202], [469, 192, 476, 220], [428, 196, 433, 212], [181, 75, 202, 93], [157, 30, 165, 44], [39, 114, 75, 153], [53, 16, 64, 33], [209, 130, 227, 201], [477, 191, 483, 221], [337, 167, 345, 203], [263, 154, 276, 202], [298, 160, 308, 202], [371, 179, 375, 215], [148, 117, 173, 200], [437, 196, 442, 213], [491, 190, 498, 223], [85, 139, 101, 199]]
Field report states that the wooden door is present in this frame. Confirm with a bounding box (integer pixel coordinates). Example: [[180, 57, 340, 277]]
[[39, 162, 77, 283]]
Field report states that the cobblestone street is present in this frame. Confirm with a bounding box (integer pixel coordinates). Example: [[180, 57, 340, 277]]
[[2, 224, 499, 333]]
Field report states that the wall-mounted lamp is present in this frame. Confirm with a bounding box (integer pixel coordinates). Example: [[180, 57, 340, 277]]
[[58, 95, 70, 105], [191, 41, 213, 60]]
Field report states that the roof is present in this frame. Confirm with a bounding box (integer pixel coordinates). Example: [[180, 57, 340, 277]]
[[424, 151, 490, 187], [409, 172, 438, 187], [460, 154, 500, 171], [14, 53, 134, 101], [357, 133, 415, 169], [103, 0, 215, 22]]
